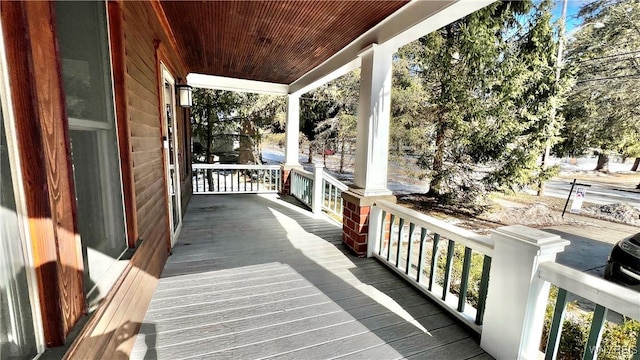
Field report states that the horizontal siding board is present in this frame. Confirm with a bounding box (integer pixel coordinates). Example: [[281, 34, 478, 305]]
[[123, 30, 154, 71], [136, 200, 166, 237], [130, 136, 162, 151], [131, 149, 162, 167], [136, 191, 165, 230], [132, 159, 162, 181], [127, 93, 159, 120], [125, 50, 157, 92], [134, 172, 164, 205], [137, 221, 168, 260], [126, 77, 158, 113], [129, 122, 160, 138]]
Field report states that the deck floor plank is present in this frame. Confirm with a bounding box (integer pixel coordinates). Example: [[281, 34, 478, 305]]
[[130, 194, 490, 360]]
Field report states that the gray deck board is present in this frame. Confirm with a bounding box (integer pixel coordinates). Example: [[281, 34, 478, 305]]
[[131, 194, 490, 360]]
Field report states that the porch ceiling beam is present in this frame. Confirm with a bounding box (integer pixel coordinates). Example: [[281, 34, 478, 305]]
[[186, 73, 289, 95], [289, 0, 495, 95]]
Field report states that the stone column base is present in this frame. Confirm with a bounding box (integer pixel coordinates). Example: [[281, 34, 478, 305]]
[[341, 189, 396, 257]]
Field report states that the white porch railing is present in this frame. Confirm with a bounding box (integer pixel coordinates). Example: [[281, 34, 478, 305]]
[[368, 204, 639, 359], [321, 172, 348, 220], [290, 167, 315, 210], [192, 164, 281, 194], [539, 262, 640, 360], [367, 200, 494, 333], [290, 164, 348, 220]]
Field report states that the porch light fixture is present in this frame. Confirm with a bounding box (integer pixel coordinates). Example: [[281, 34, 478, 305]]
[[177, 84, 193, 107]]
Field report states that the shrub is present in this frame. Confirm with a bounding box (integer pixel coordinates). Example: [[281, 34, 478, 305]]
[[541, 286, 640, 359], [434, 243, 486, 308]]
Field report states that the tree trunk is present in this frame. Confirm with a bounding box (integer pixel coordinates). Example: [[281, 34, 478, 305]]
[[339, 138, 346, 173], [238, 118, 254, 164], [206, 106, 214, 190], [537, 144, 550, 196], [595, 153, 609, 172], [631, 157, 640, 171], [428, 124, 446, 196], [307, 143, 313, 163], [322, 142, 327, 166]]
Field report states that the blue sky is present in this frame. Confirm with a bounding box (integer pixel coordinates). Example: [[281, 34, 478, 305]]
[[551, 0, 595, 31]]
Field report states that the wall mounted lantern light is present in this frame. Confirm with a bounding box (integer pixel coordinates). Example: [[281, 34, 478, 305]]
[[177, 84, 193, 107]]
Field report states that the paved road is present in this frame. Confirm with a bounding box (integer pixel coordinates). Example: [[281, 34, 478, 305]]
[[544, 217, 635, 278], [540, 180, 640, 210]]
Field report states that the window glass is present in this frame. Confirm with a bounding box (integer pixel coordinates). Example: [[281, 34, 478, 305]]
[[0, 103, 38, 359], [55, 1, 128, 307]]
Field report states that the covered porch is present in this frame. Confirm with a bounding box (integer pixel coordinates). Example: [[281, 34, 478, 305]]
[[129, 194, 488, 359]]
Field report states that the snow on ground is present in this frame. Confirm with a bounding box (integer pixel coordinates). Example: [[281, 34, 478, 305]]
[[552, 156, 636, 174], [581, 203, 640, 226], [483, 203, 595, 227], [262, 146, 639, 226], [262, 146, 429, 195]]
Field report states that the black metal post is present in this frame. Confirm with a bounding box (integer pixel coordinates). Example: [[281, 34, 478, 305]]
[[561, 178, 577, 217]]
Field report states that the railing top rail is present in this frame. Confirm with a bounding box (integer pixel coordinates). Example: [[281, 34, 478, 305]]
[[192, 164, 281, 170], [374, 200, 494, 256], [291, 167, 314, 180], [322, 171, 348, 191], [538, 262, 640, 320]]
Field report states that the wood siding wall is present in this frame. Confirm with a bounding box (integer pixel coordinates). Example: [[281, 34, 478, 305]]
[[2, 0, 191, 353], [65, 0, 191, 357]]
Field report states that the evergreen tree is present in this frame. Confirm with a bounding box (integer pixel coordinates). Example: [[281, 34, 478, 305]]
[[557, 0, 640, 171], [302, 70, 360, 165], [401, 0, 568, 209], [191, 89, 284, 165]]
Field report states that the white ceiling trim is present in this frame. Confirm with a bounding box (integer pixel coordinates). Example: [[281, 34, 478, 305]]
[[289, 0, 495, 95], [187, 73, 290, 95]]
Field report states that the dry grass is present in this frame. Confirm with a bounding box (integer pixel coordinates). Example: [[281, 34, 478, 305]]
[[489, 192, 599, 211]]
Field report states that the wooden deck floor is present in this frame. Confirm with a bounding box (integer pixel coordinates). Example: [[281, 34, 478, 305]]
[[130, 194, 490, 360]]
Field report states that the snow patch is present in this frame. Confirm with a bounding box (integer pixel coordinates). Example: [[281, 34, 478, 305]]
[[581, 203, 640, 226]]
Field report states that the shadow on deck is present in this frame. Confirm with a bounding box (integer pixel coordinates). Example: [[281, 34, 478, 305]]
[[131, 194, 490, 360]]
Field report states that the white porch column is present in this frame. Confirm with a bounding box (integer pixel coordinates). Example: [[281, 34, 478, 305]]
[[481, 225, 570, 360], [311, 163, 324, 216], [353, 44, 393, 196], [284, 93, 300, 166]]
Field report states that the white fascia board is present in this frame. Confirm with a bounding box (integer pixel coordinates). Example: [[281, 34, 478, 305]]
[[187, 73, 289, 95], [289, 57, 361, 97], [289, 0, 496, 95]]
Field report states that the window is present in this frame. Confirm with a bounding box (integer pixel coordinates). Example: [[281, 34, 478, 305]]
[[0, 99, 39, 360], [55, 1, 128, 308]]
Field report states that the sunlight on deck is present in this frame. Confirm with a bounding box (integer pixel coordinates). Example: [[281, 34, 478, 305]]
[[269, 206, 431, 335], [129, 194, 487, 359]]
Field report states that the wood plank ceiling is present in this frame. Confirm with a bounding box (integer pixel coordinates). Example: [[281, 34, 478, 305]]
[[160, 1, 409, 84]]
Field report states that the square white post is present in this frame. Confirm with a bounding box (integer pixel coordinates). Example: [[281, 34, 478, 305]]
[[284, 93, 300, 166], [312, 163, 324, 216], [353, 44, 392, 196], [367, 204, 383, 257], [481, 225, 570, 360]]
